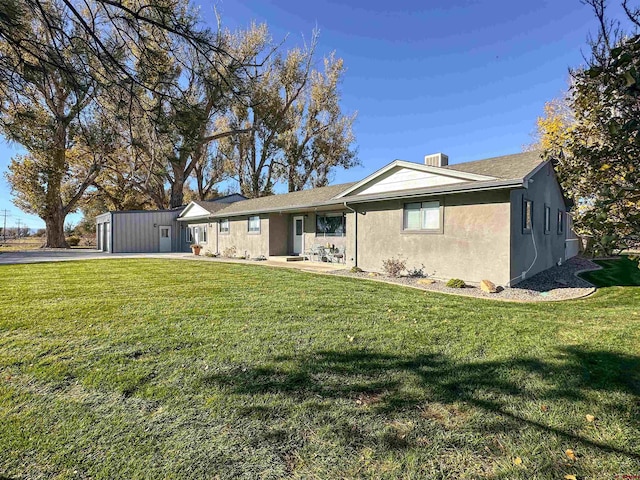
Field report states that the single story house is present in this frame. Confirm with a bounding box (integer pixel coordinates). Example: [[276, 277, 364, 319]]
[[98, 152, 578, 286]]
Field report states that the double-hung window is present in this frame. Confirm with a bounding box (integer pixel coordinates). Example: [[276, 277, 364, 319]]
[[220, 218, 230, 234], [403, 201, 441, 232], [185, 226, 193, 243], [248, 215, 260, 233]]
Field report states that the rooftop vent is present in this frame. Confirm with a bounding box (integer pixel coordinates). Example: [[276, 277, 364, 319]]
[[424, 153, 449, 167]]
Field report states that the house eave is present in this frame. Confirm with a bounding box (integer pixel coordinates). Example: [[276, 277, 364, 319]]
[[176, 215, 211, 222], [210, 179, 525, 218], [340, 178, 525, 204]]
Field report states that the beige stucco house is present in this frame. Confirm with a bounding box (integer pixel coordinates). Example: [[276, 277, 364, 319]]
[[173, 151, 576, 286]]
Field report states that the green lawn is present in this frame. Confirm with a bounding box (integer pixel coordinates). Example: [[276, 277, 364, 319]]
[[1, 260, 639, 479]]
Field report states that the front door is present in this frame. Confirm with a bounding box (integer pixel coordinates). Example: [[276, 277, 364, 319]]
[[159, 226, 172, 252], [293, 216, 304, 255]]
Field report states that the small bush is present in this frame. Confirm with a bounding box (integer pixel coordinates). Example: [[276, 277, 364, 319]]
[[350, 266, 363, 273], [446, 278, 466, 288], [406, 264, 426, 278], [382, 257, 406, 278], [204, 251, 215, 257], [66, 236, 80, 246], [222, 246, 236, 258]]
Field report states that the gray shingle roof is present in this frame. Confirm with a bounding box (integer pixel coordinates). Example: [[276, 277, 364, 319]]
[[192, 200, 230, 214], [212, 182, 357, 217], [444, 151, 544, 180], [209, 152, 546, 217]]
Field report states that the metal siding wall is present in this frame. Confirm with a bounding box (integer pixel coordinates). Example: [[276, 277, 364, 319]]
[[111, 211, 180, 253]]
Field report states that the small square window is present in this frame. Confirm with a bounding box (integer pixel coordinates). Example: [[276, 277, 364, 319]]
[[403, 201, 440, 231], [248, 216, 260, 233], [523, 199, 533, 233]]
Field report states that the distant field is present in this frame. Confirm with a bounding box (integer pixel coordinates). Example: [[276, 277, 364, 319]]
[[0, 238, 44, 251], [0, 259, 639, 479]]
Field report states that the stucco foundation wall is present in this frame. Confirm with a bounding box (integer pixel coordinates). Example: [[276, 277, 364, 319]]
[[216, 215, 269, 259], [354, 191, 512, 285], [510, 163, 567, 283]]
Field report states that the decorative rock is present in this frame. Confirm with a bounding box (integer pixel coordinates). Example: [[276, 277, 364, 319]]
[[417, 278, 436, 286], [480, 279, 498, 293], [368, 272, 380, 277]]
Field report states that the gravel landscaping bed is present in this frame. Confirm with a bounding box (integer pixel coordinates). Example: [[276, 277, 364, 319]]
[[329, 256, 600, 302]]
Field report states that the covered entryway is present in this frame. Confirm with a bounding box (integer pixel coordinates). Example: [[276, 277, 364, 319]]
[[292, 216, 304, 254], [159, 226, 172, 252]]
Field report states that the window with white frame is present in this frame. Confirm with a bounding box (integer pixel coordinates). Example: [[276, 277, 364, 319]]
[[202, 226, 207, 243], [193, 226, 200, 243], [248, 215, 260, 233], [522, 198, 533, 234], [220, 218, 229, 234], [544, 205, 551, 234], [403, 201, 441, 231], [557, 210, 564, 235], [185, 226, 193, 243]]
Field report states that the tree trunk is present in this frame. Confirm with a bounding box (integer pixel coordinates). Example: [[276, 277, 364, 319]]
[[43, 202, 68, 248], [169, 168, 186, 208], [43, 122, 69, 248]]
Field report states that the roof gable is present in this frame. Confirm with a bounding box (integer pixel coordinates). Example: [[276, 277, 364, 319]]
[[178, 202, 211, 220], [335, 161, 495, 199]]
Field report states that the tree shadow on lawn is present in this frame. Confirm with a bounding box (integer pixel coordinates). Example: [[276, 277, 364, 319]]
[[203, 347, 640, 461], [580, 256, 640, 288]]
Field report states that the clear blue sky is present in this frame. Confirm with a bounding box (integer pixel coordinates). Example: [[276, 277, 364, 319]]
[[0, 0, 608, 229]]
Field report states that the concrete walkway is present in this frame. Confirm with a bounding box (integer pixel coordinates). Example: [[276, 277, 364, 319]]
[[0, 249, 348, 273]]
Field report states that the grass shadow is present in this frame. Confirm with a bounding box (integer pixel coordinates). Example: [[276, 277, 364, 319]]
[[580, 255, 640, 287], [202, 346, 640, 461]]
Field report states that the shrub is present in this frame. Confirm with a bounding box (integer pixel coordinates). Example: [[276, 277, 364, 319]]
[[222, 246, 236, 258], [350, 266, 363, 273], [382, 257, 406, 277], [66, 236, 80, 247], [406, 264, 426, 278], [446, 278, 466, 288]]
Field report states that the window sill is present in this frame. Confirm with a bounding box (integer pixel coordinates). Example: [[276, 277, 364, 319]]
[[401, 229, 443, 235]]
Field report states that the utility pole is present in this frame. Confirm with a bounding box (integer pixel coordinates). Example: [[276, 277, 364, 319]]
[[16, 218, 21, 240], [1, 209, 8, 243]]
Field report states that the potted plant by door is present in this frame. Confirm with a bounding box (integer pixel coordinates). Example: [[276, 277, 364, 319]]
[[191, 244, 202, 256]]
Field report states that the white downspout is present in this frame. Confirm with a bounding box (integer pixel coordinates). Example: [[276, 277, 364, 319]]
[[344, 202, 358, 267]]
